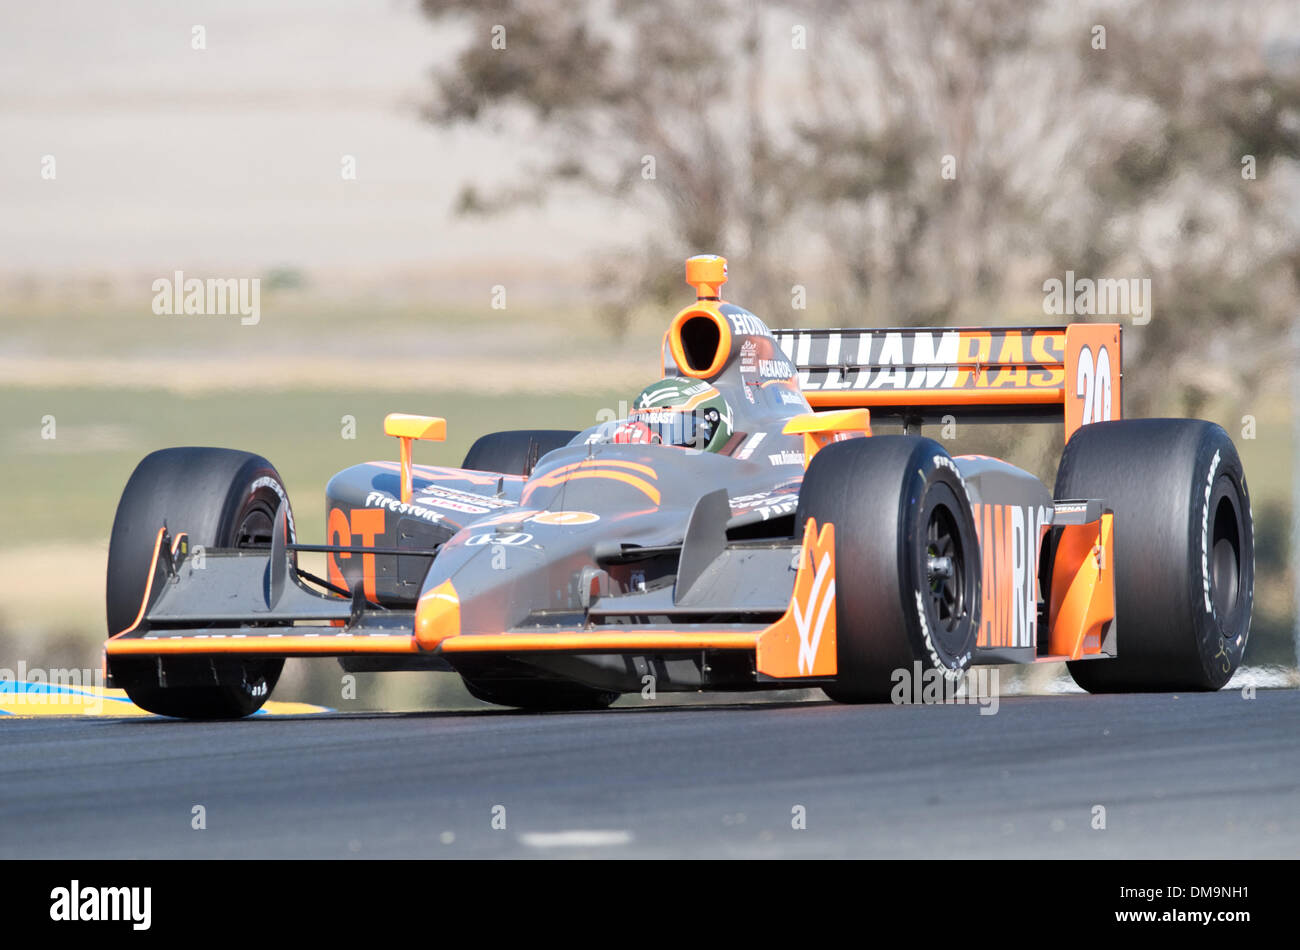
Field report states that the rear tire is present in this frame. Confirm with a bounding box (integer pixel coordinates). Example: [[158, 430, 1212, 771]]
[[1058, 420, 1253, 692], [461, 429, 579, 476], [796, 437, 981, 703], [106, 447, 291, 719]]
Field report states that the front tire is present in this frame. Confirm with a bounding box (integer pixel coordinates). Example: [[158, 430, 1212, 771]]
[[461, 429, 580, 476], [796, 437, 981, 703], [106, 447, 291, 719], [1058, 420, 1253, 692]]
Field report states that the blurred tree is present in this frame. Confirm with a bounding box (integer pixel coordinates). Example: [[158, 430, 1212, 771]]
[[1048, 0, 1300, 415], [421, 0, 800, 332], [788, 0, 1300, 415], [420, 0, 1300, 412]]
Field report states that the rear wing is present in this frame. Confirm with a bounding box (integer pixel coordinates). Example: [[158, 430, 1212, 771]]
[[770, 323, 1122, 440]]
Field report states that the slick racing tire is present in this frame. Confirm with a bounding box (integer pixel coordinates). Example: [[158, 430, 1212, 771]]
[[106, 447, 291, 719], [461, 676, 619, 711], [796, 437, 981, 703], [1058, 420, 1253, 693], [461, 429, 580, 477]]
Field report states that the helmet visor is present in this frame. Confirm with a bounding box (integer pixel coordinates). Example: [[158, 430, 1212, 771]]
[[630, 408, 717, 449]]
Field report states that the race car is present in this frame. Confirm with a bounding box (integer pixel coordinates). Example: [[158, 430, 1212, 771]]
[[103, 254, 1254, 718]]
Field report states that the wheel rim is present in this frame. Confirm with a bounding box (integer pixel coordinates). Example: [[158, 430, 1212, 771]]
[[228, 488, 286, 698], [924, 502, 967, 638], [1209, 485, 1243, 626], [233, 505, 275, 549]]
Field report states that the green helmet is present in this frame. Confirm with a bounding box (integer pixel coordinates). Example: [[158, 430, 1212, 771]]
[[623, 378, 734, 452]]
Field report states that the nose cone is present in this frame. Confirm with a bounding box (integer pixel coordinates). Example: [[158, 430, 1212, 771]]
[[414, 579, 460, 650]]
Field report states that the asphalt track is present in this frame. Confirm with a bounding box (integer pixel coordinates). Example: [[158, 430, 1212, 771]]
[[2, 689, 1298, 858]]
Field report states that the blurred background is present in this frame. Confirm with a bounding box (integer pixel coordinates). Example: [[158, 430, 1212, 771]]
[[1, 0, 1297, 709]]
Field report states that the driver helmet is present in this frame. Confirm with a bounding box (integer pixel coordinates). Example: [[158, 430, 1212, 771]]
[[617, 378, 734, 452]]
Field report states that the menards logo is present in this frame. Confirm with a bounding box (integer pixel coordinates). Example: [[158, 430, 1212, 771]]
[[775, 329, 1067, 391]]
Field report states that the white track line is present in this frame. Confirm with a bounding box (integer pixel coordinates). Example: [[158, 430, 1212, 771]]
[[518, 830, 633, 849]]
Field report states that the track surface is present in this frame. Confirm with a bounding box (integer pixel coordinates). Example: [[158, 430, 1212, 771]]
[[3, 689, 1298, 858]]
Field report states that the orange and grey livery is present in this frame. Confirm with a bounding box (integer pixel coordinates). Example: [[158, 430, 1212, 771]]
[[102, 255, 1251, 717]]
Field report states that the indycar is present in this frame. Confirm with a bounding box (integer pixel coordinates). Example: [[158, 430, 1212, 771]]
[[104, 255, 1253, 717]]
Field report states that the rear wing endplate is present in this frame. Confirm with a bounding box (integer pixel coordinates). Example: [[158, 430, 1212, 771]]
[[770, 323, 1122, 441]]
